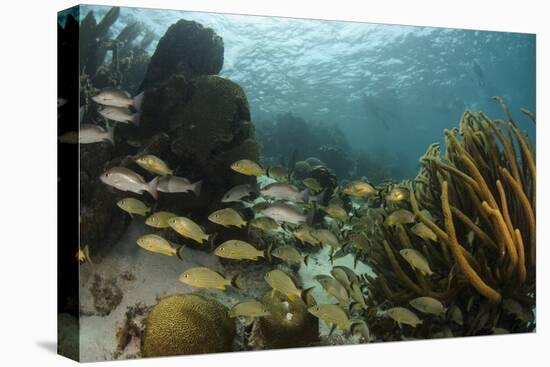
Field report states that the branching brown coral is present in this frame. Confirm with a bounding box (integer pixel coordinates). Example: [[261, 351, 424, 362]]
[[359, 99, 535, 339]]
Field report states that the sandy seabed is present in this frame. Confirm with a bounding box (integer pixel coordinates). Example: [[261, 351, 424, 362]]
[[77, 218, 372, 362]]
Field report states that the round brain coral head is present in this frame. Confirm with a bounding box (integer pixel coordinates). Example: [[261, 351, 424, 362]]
[[142, 294, 235, 357]]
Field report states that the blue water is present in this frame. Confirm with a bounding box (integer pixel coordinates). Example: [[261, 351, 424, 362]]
[[65, 4, 536, 180]]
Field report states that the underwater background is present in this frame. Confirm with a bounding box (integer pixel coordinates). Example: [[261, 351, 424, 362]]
[[59, 5, 535, 181], [57, 5, 536, 362]]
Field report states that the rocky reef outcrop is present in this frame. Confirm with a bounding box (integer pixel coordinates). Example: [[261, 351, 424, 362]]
[[139, 19, 224, 90], [76, 14, 259, 253], [131, 23, 259, 222]]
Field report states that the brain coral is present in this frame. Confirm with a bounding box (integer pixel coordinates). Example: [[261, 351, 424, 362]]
[[142, 294, 235, 357]]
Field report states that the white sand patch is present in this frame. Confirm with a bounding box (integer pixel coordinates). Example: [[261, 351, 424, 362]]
[[79, 218, 224, 362]]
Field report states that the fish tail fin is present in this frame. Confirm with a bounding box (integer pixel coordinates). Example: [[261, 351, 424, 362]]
[[301, 286, 315, 306], [133, 91, 144, 111], [265, 243, 273, 262], [230, 273, 243, 290], [192, 180, 203, 197], [106, 124, 115, 145], [148, 176, 160, 200], [84, 246, 93, 266], [176, 245, 185, 261], [133, 112, 141, 126], [312, 189, 326, 204]]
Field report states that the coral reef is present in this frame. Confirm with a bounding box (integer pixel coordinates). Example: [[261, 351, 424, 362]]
[[75, 8, 157, 255], [79, 7, 151, 94], [138, 74, 259, 218], [80, 142, 129, 255], [142, 294, 235, 357], [358, 101, 535, 339], [250, 291, 319, 349], [76, 14, 258, 253], [139, 19, 224, 91], [64, 6, 536, 360]]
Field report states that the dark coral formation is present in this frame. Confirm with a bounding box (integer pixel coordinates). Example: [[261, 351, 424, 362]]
[[79, 142, 129, 255], [136, 74, 259, 220], [139, 19, 224, 90], [76, 13, 259, 252], [142, 294, 235, 357]]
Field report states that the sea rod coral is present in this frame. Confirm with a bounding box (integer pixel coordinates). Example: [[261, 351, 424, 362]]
[[359, 99, 535, 340]]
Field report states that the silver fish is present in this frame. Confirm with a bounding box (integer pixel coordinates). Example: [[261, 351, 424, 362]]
[[260, 202, 308, 225], [92, 87, 144, 110], [157, 176, 202, 196], [78, 124, 114, 144], [221, 184, 256, 203], [99, 106, 140, 125], [100, 166, 159, 199], [259, 183, 308, 202]]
